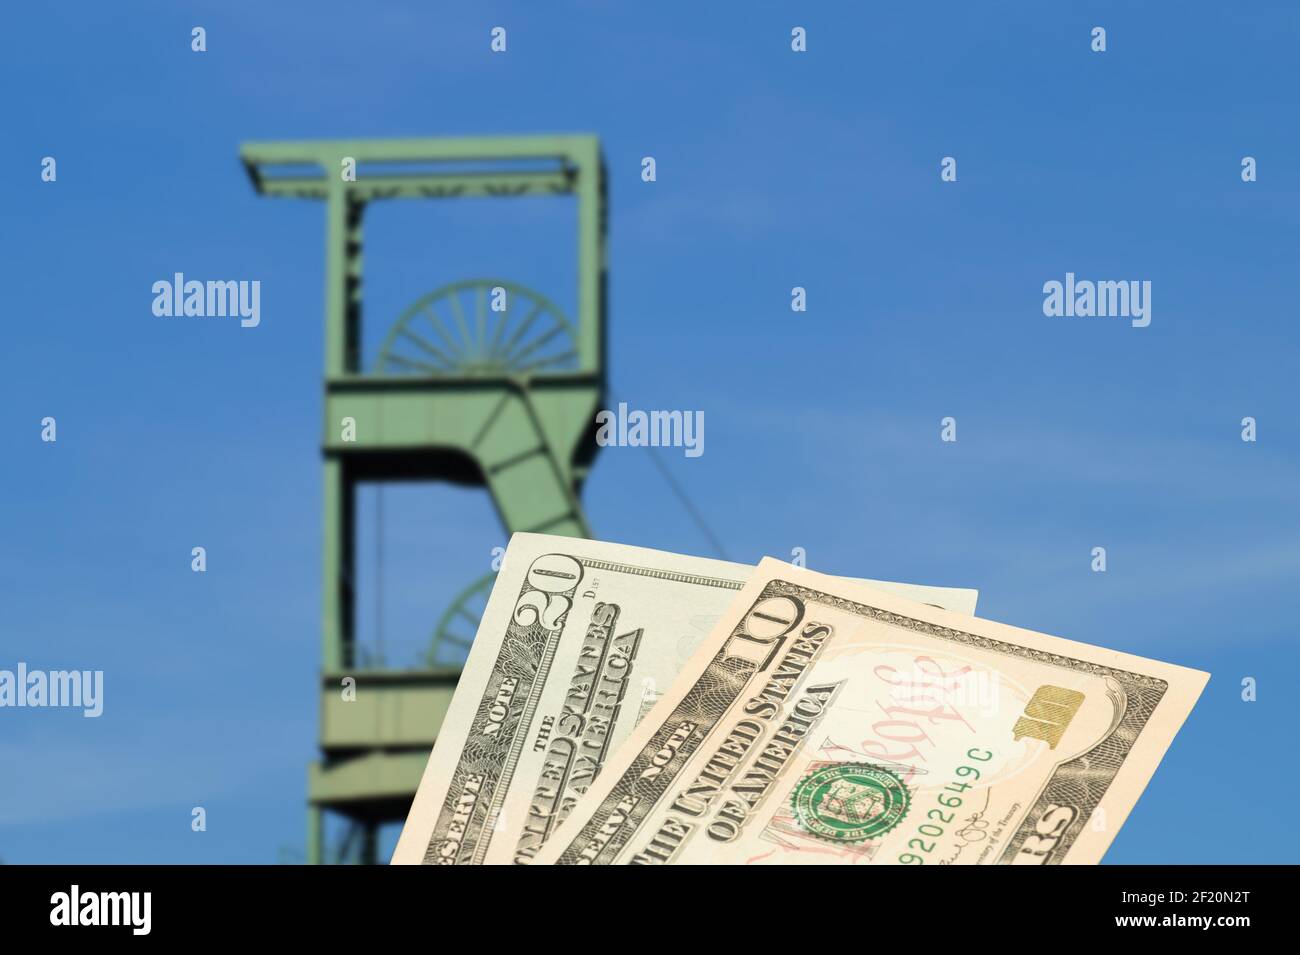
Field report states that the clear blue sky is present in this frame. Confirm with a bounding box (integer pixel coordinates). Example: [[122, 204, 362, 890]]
[[2, 1, 1297, 863]]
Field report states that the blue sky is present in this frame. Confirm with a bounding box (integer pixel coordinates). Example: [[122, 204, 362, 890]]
[[2, 1, 1298, 863]]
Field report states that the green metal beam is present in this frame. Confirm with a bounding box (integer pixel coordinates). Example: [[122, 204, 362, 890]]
[[256, 171, 577, 201], [242, 134, 598, 167], [319, 669, 461, 751], [309, 751, 430, 806]]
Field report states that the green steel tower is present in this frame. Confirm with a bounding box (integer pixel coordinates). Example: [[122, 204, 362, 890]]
[[240, 136, 607, 864]]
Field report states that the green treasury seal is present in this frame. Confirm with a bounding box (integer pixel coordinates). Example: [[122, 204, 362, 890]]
[[790, 763, 910, 842]]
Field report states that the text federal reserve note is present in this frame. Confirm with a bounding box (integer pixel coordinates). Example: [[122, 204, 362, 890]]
[[533, 557, 1207, 865], [390, 535, 978, 865]]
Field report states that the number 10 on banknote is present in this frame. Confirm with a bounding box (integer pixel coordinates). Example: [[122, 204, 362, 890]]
[[533, 558, 1208, 865]]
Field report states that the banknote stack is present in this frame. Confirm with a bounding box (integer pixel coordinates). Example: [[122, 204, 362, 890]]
[[392, 533, 1207, 865]]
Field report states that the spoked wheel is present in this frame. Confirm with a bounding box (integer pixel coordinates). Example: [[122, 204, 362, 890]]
[[427, 573, 496, 667], [376, 279, 578, 376]]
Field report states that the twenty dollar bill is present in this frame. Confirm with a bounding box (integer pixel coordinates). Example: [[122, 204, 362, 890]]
[[391, 535, 977, 865], [532, 558, 1208, 865]]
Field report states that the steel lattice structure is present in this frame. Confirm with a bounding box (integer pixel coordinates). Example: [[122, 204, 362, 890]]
[[241, 136, 607, 864]]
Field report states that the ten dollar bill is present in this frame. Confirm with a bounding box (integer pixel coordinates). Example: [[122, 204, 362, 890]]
[[532, 557, 1207, 865]]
